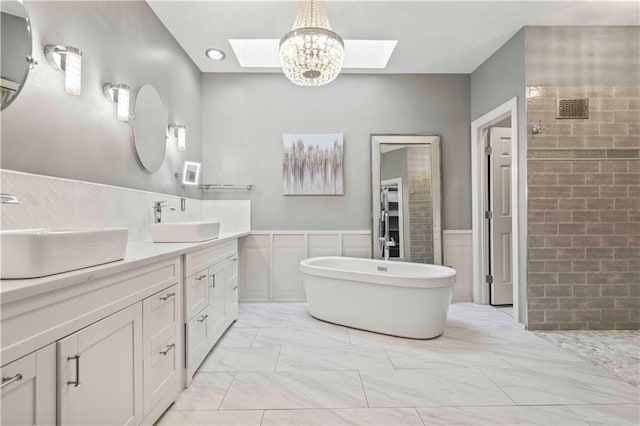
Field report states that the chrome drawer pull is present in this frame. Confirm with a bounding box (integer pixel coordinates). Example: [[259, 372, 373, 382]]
[[232, 285, 238, 290], [231, 257, 238, 262], [196, 274, 207, 281], [160, 292, 176, 301], [197, 314, 209, 323], [210, 275, 216, 288], [159, 343, 175, 356], [0, 373, 23, 389], [67, 355, 81, 387]]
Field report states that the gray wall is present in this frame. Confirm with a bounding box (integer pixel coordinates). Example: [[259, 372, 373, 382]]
[[0, 1, 202, 197], [526, 26, 640, 85], [470, 29, 528, 321], [1, 12, 30, 83], [201, 73, 470, 231]]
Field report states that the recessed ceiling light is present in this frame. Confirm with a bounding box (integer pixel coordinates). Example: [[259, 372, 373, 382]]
[[229, 39, 397, 69], [205, 48, 226, 61]]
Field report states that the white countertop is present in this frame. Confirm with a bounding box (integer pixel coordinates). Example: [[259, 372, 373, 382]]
[[0, 231, 249, 305]]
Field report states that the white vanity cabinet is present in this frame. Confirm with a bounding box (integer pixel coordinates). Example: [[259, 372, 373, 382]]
[[57, 305, 143, 426], [0, 343, 56, 426], [1, 255, 182, 426], [184, 240, 239, 383]]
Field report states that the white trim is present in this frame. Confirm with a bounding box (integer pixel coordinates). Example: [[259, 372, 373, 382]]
[[470, 97, 521, 325], [249, 230, 371, 235], [443, 229, 472, 235]]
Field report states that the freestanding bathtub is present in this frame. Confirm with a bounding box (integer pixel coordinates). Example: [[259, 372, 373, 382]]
[[300, 257, 456, 339]]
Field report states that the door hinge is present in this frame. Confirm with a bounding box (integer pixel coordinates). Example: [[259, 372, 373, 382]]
[[486, 274, 494, 284], [485, 210, 493, 220], [484, 145, 492, 155]]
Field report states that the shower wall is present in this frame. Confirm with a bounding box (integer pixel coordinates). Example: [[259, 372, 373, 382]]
[[526, 85, 639, 330]]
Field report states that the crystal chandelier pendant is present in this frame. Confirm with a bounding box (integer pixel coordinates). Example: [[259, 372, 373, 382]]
[[279, 0, 344, 87]]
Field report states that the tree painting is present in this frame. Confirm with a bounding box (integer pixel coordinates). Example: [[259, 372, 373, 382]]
[[283, 134, 344, 195]]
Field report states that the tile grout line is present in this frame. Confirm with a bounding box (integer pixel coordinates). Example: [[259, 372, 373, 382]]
[[259, 409, 266, 425], [414, 407, 426, 426], [217, 371, 239, 410], [476, 368, 520, 407], [357, 370, 371, 408]]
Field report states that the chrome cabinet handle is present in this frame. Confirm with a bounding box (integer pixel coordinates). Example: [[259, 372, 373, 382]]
[[0, 373, 23, 389], [197, 314, 208, 323], [67, 355, 81, 387], [160, 292, 176, 301], [159, 343, 175, 356], [210, 275, 216, 288], [232, 285, 238, 290], [195, 274, 207, 281], [231, 257, 238, 262]]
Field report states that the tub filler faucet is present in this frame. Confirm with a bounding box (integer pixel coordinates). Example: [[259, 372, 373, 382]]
[[379, 236, 396, 261]]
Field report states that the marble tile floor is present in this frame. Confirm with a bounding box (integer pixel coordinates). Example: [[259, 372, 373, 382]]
[[157, 302, 639, 426]]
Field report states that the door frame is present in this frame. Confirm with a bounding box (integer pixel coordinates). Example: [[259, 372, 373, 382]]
[[471, 97, 521, 323]]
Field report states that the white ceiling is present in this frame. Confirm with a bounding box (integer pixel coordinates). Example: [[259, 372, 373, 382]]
[[147, 1, 640, 74]]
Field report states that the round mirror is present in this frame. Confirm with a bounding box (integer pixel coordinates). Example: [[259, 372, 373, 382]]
[[1, 0, 33, 110], [133, 84, 167, 172]]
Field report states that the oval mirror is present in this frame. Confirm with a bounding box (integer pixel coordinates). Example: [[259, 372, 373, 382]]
[[1, 0, 33, 110], [133, 84, 167, 172]]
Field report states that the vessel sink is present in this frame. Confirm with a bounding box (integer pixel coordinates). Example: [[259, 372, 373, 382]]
[[151, 221, 220, 243], [0, 227, 128, 279]]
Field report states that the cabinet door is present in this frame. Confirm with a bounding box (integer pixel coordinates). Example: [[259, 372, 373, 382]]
[[206, 260, 227, 342], [225, 256, 239, 317], [0, 344, 56, 426], [58, 304, 143, 426]]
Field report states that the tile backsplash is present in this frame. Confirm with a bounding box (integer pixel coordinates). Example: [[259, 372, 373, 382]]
[[0, 170, 250, 242]]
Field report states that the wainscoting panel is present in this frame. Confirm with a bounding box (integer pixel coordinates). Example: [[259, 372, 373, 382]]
[[443, 230, 473, 302], [272, 234, 307, 301], [239, 231, 371, 302], [238, 235, 271, 302]]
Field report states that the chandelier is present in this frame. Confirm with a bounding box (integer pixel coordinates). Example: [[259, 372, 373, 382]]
[[279, 0, 344, 87]]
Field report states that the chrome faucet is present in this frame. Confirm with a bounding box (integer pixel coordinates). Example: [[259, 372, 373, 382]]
[[378, 236, 396, 261], [0, 193, 19, 204], [153, 201, 175, 224]]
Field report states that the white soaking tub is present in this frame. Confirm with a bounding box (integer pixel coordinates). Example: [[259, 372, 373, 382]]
[[300, 256, 456, 339]]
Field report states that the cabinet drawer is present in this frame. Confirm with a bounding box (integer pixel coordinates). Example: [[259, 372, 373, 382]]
[[186, 309, 210, 369], [185, 269, 209, 321], [143, 328, 177, 416], [143, 284, 179, 358], [185, 240, 237, 277]]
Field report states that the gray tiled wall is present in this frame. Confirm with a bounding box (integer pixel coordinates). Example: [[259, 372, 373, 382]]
[[527, 85, 640, 330]]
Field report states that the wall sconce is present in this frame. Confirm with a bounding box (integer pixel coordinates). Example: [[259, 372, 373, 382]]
[[44, 45, 82, 95], [168, 124, 186, 151], [103, 83, 130, 122]]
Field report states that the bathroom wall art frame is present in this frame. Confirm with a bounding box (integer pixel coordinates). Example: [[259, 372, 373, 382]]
[[282, 133, 344, 196]]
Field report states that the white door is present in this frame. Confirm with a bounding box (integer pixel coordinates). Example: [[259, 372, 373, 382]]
[[58, 304, 143, 426], [489, 127, 513, 305], [0, 344, 56, 425]]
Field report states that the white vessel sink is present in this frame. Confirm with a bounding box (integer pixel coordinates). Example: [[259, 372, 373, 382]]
[[0, 227, 128, 279], [151, 221, 220, 243]]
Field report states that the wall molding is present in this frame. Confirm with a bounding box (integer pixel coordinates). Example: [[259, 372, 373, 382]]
[[238, 231, 372, 302]]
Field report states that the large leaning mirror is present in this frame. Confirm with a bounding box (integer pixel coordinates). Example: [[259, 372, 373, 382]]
[[1, 0, 33, 110], [371, 134, 442, 264], [133, 84, 167, 172]]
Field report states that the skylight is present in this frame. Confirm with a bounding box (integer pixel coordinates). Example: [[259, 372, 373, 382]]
[[229, 39, 397, 69]]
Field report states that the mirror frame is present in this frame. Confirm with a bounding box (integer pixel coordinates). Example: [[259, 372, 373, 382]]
[[0, 0, 33, 111], [371, 134, 442, 264]]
